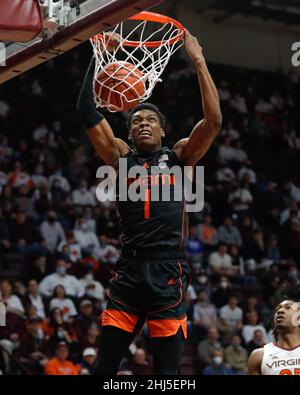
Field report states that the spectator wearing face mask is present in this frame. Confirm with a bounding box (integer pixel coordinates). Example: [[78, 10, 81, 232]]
[[40, 211, 66, 254], [191, 267, 211, 296], [71, 179, 95, 208], [202, 350, 233, 375], [74, 218, 99, 256], [224, 335, 248, 374], [197, 327, 222, 367], [39, 259, 84, 298], [80, 270, 105, 304], [211, 277, 232, 308]]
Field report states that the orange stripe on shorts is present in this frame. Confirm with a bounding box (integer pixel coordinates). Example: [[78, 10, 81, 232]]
[[102, 309, 139, 333], [147, 316, 187, 339]]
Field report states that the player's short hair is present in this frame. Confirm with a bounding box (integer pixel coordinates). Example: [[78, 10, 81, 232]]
[[126, 103, 167, 130]]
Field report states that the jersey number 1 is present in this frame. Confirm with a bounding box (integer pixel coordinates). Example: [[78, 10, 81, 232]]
[[144, 188, 150, 219]]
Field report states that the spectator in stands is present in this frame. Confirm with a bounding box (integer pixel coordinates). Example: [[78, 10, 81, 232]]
[[218, 295, 243, 338], [39, 259, 84, 298], [19, 317, 49, 374], [218, 81, 231, 103], [23, 279, 46, 319], [229, 244, 244, 275], [44, 341, 78, 375], [230, 93, 247, 114], [74, 300, 97, 342], [78, 347, 97, 375], [93, 234, 119, 264], [28, 254, 48, 282], [32, 163, 48, 189], [0, 279, 24, 315], [215, 161, 236, 183], [242, 295, 261, 318], [237, 160, 257, 185], [242, 312, 268, 344], [79, 270, 105, 305], [7, 161, 33, 190], [71, 179, 95, 208], [216, 216, 242, 247], [57, 230, 82, 264], [193, 290, 217, 338], [228, 181, 253, 215], [280, 200, 300, 225], [211, 276, 232, 308], [218, 135, 236, 162], [243, 230, 273, 271], [202, 349, 233, 375], [122, 348, 154, 375], [197, 327, 222, 367], [281, 214, 300, 262], [196, 214, 217, 250], [49, 285, 78, 323], [80, 322, 100, 352], [9, 209, 45, 257], [266, 235, 281, 264], [185, 226, 205, 263], [40, 211, 66, 254], [246, 329, 266, 354], [209, 243, 237, 278], [74, 217, 99, 256], [231, 139, 248, 164], [224, 334, 248, 374]]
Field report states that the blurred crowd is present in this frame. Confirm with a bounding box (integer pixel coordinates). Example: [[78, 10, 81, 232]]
[[0, 43, 300, 375]]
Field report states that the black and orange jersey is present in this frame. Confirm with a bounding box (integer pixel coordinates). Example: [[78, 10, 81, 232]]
[[116, 147, 188, 250]]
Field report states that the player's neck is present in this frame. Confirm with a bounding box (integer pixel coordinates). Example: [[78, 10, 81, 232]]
[[277, 332, 300, 350], [136, 146, 162, 157]]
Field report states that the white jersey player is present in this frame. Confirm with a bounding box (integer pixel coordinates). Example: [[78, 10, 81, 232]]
[[248, 300, 300, 375]]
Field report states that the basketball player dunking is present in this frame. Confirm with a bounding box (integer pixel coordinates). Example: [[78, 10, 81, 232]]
[[77, 30, 222, 375], [248, 300, 300, 375]]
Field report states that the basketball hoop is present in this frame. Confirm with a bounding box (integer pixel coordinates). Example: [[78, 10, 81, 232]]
[[90, 11, 185, 112]]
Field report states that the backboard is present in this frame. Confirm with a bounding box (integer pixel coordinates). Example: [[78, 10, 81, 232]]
[[0, 0, 164, 85]]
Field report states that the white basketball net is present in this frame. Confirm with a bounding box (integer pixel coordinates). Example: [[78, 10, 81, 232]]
[[90, 13, 184, 112]]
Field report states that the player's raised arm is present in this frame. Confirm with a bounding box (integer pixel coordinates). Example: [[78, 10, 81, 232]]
[[76, 34, 130, 170], [173, 30, 222, 166], [247, 348, 263, 375]]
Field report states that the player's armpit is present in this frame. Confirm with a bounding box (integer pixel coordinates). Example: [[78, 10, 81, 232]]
[[87, 119, 128, 169], [248, 348, 264, 375]]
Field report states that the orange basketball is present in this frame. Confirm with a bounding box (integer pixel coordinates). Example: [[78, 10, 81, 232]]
[[95, 61, 146, 112]]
